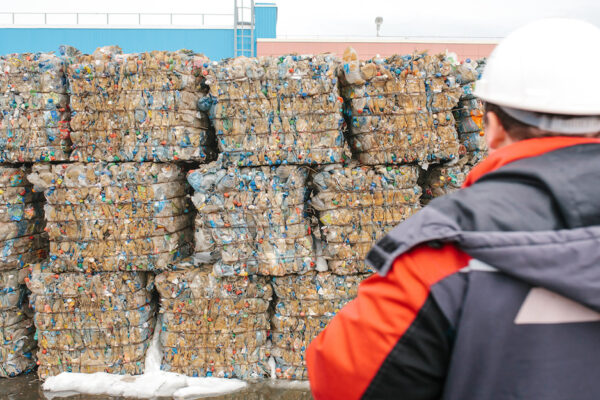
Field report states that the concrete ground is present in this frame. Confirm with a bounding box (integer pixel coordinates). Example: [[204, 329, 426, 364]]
[[0, 373, 313, 400]]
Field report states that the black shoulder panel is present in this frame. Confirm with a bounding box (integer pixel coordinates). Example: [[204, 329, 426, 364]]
[[362, 295, 453, 400]]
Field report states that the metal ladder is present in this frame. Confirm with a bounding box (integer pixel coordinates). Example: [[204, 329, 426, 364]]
[[233, 0, 255, 57]]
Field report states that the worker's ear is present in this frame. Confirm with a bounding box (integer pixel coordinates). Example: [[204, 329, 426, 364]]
[[485, 111, 514, 152]]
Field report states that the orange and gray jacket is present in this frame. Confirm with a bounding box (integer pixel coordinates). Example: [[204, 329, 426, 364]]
[[307, 137, 600, 400]]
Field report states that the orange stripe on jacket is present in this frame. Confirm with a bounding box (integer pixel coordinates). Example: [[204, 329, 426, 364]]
[[306, 244, 471, 400], [463, 136, 600, 187]]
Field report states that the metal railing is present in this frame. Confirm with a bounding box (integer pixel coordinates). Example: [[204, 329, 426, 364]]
[[0, 12, 235, 27]]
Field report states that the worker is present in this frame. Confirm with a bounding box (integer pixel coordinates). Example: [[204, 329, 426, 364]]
[[306, 18, 600, 400]]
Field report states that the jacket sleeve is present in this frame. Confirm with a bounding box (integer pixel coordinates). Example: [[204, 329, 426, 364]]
[[306, 243, 471, 400]]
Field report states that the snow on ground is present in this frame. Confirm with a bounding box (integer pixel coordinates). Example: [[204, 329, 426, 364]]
[[42, 316, 247, 399]]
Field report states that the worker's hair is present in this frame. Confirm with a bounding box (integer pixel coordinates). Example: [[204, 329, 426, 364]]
[[483, 102, 600, 139]]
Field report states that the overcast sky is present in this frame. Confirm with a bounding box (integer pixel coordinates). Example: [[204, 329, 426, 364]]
[[3, 0, 600, 38]]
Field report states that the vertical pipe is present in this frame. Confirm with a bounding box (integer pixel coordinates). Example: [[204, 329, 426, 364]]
[[234, 0, 238, 57], [251, 0, 255, 57], [242, 0, 246, 56]]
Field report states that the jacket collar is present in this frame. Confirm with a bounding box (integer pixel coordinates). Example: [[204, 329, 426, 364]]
[[463, 136, 600, 188]]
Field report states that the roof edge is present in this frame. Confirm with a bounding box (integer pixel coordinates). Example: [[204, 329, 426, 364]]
[[258, 36, 501, 44]]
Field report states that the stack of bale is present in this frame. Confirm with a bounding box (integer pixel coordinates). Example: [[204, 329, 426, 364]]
[[25, 162, 192, 378], [0, 269, 36, 378], [0, 52, 71, 162], [260, 49, 464, 379], [420, 59, 487, 203], [270, 272, 366, 379], [156, 262, 272, 378], [181, 162, 317, 378], [453, 59, 486, 165], [310, 162, 421, 275], [67, 46, 214, 163], [203, 54, 350, 167], [17, 46, 217, 380], [165, 54, 353, 380], [339, 48, 462, 166], [267, 163, 420, 379], [0, 166, 47, 377]]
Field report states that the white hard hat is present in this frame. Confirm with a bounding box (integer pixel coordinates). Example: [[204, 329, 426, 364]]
[[475, 18, 600, 133]]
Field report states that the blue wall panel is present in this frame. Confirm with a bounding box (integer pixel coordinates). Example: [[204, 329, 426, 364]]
[[0, 5, 277, 59], [255, 4, 277, 39], [0, 28, 234, 60]]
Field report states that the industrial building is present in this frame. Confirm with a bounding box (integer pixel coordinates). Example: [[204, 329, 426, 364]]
[[258, 37, 497, 61], [0, 2, 495, 60]]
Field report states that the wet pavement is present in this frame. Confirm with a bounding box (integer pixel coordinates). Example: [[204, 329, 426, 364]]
[[0, 373, 313, 400]]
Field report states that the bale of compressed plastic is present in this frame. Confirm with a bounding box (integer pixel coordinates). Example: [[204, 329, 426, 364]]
[[0, 52, 71, 162], [155, 261, 272, 378], [269, 272, 369, 379], [27, 162, 193, 272], [420, 59, 488, 204], [203, 54, 350, 167], [310, 163, 421, 274], [25, 264, 155, 379], [0, 166, 48, 273], [66, 46, 215, 162], [0, 269, 36, 377], [0, 166, 48, 377], [0, 315, 36, 377], [187, 160, 317, 276], [338, 48, 462, 166], [451, 59, 487, 166]]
